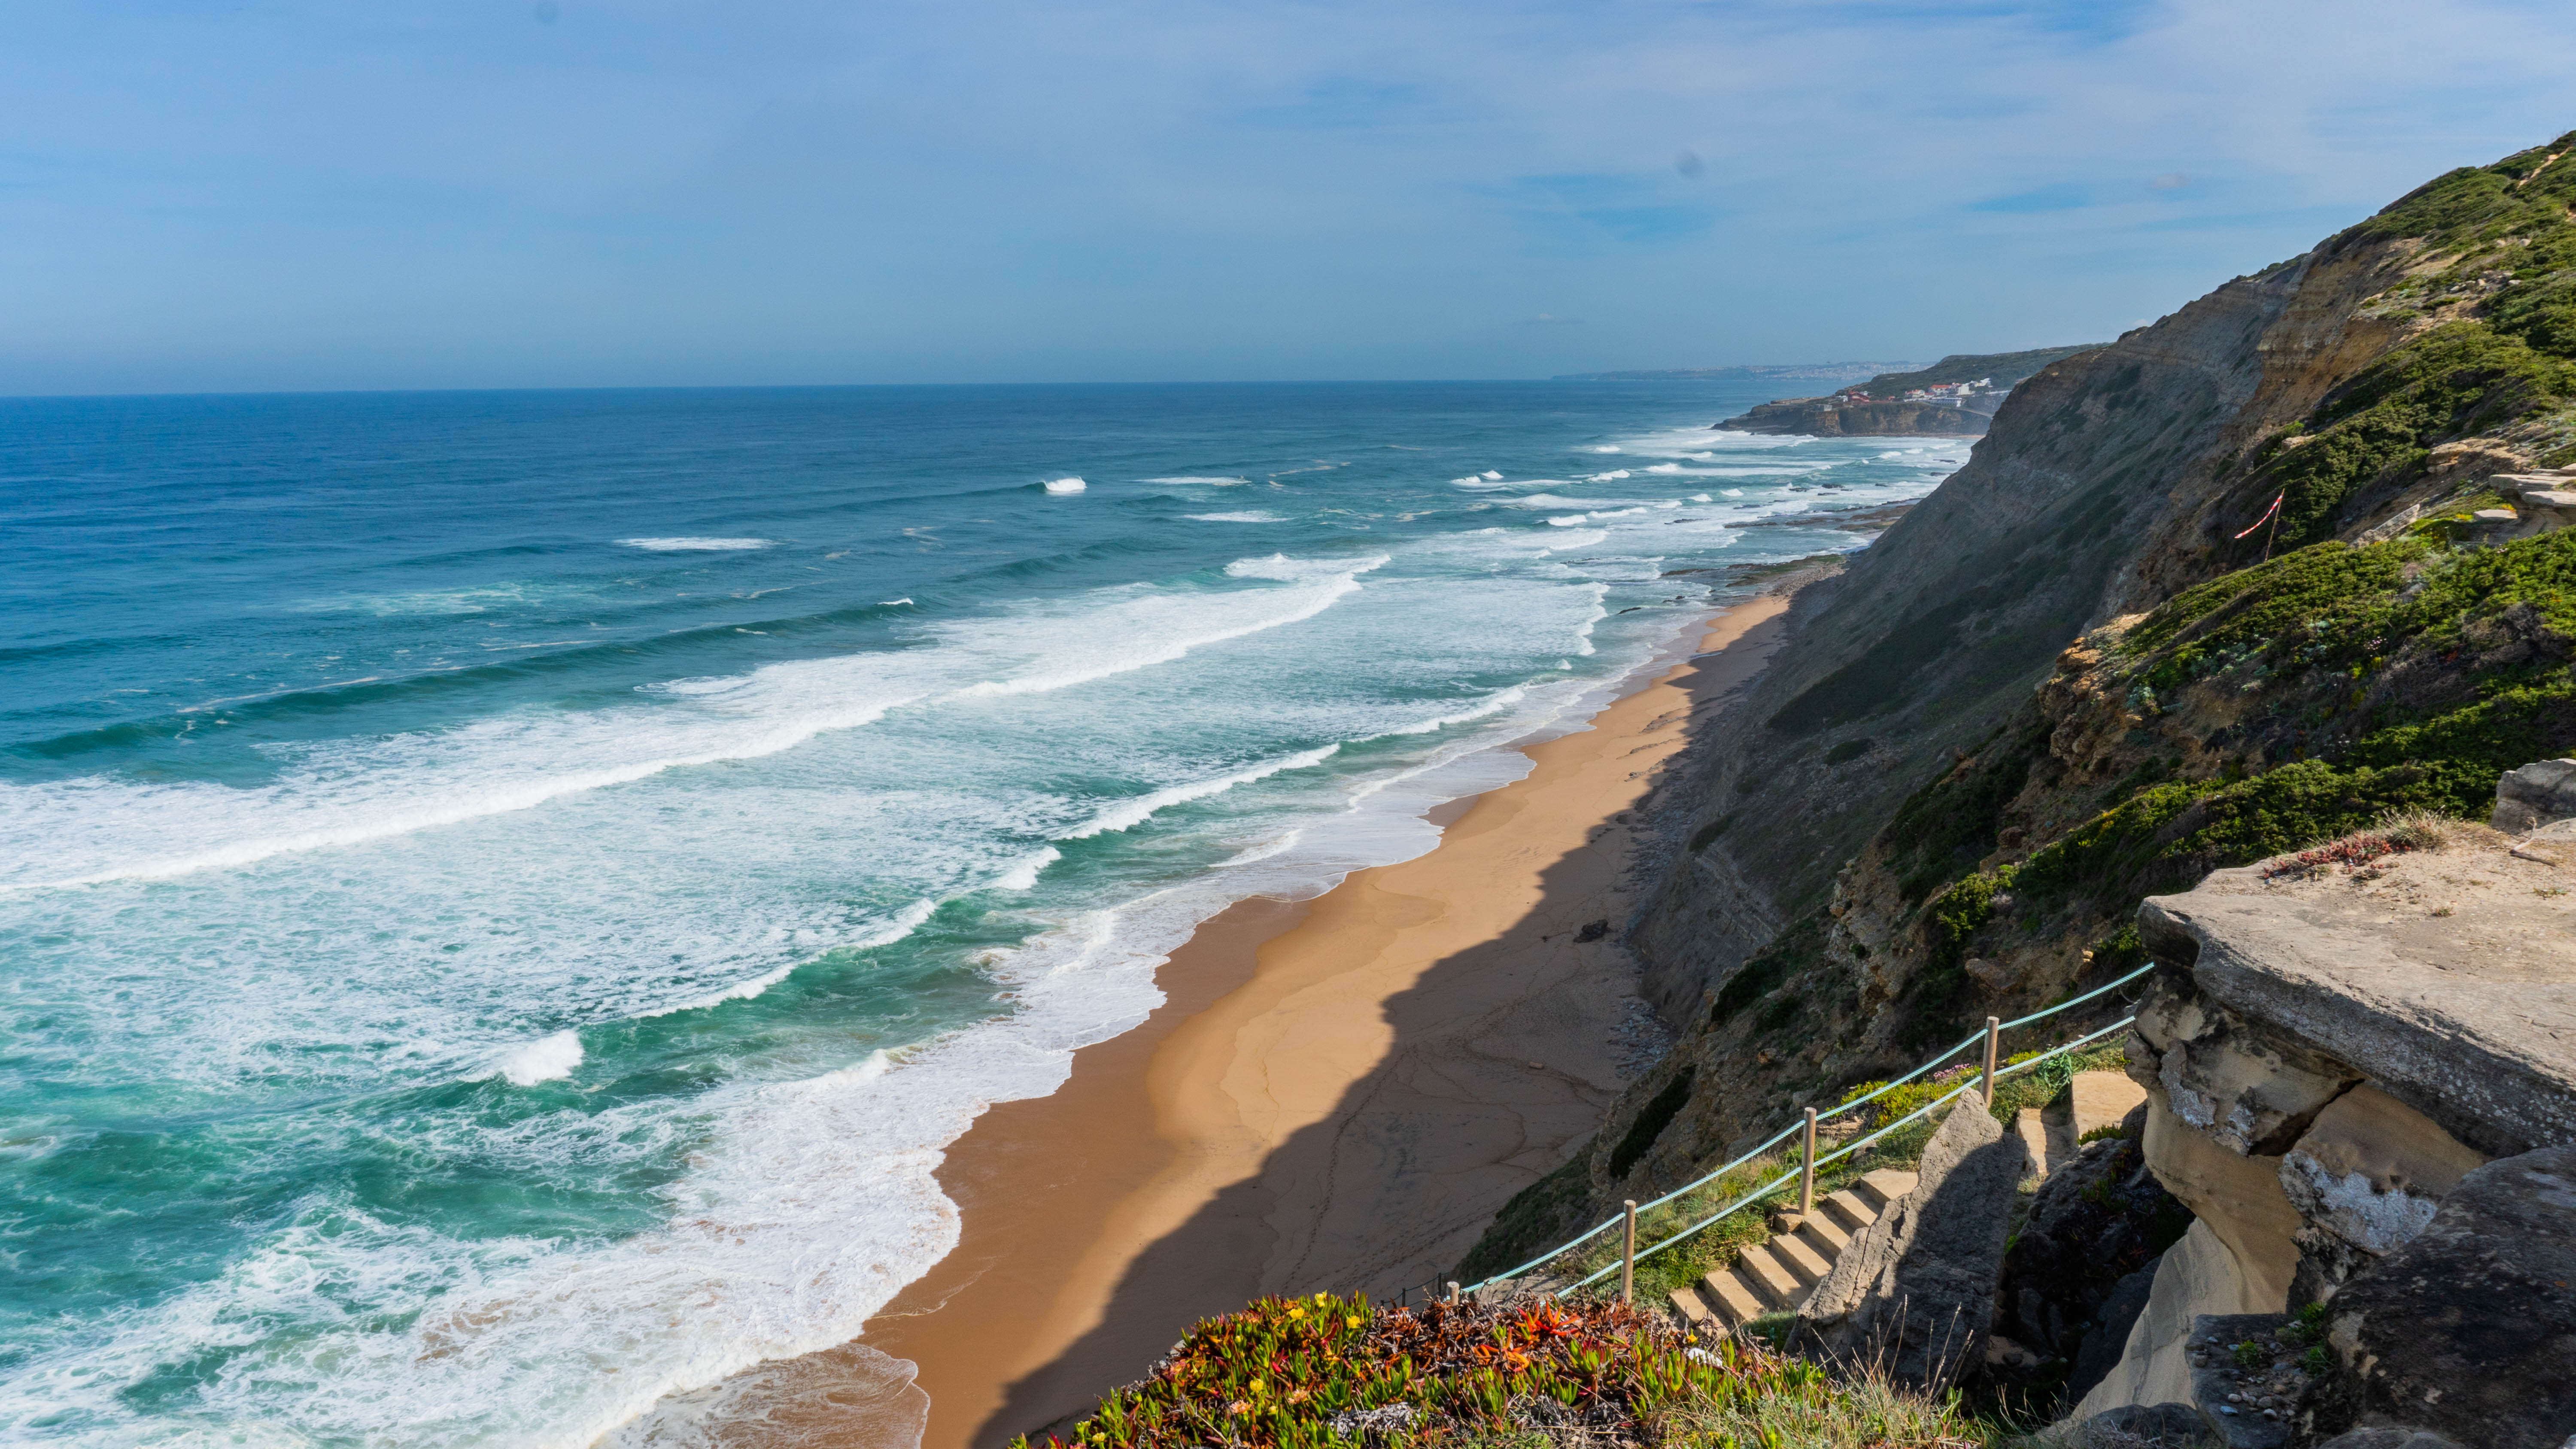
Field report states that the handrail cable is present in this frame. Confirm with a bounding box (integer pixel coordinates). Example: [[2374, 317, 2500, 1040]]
[[1462, 962, 2154, 1291], [1553, 1015, 2135, 1294]]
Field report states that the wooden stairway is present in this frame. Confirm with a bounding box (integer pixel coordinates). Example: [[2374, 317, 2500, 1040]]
[[1666, 1167, 1918, 1333]]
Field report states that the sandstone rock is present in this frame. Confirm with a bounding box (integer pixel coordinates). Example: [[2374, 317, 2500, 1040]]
[[2131, 972, 2360, 1155], [2325, 1144, 2576, 1449], [2136, 851, 2576, 1159], [2494, 757, 2576, 832], [2141, 1097, 2301, 1312], [2070, 1220, 2284, 1422], [1792, 1097, 2027, 1391], [2276, 1084, 2485, 1259]]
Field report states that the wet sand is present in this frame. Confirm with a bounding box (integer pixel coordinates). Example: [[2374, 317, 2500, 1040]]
[[625, 596, 1795, 1449]]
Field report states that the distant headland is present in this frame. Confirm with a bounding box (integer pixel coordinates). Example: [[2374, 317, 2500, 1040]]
[[1715, 344, 2105, 435]]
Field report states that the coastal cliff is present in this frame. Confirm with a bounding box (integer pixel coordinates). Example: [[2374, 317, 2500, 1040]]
[[1462, 128, 2576, 1372]]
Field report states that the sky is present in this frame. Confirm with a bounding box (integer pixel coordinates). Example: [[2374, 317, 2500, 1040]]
[[4, 0, 2575, 394]]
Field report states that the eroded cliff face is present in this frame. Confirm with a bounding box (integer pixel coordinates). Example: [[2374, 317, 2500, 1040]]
[[1629, 241, 2401, 1033], [1469, 131, 2576, 1274]]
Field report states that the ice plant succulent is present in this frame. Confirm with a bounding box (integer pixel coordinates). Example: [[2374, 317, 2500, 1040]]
[[1007, 1292, 1964, 1448]]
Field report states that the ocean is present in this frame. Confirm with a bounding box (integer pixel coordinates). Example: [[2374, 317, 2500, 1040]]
[[0, 381, 1966, 1447]]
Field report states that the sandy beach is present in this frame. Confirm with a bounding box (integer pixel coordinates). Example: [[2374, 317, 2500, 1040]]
[[855, 593, 1796, 1448], [622, 594, 1796, 1449]]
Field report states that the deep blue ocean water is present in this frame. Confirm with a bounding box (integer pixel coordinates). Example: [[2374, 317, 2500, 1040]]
[[0, 382, 1966, 1447]]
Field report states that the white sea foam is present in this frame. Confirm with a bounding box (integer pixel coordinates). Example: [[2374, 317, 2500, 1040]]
[[1185, 511, 1283, 523], [1536, 528, 1609, 551], [485, 1030, 584, 1086], [1, 559, 1388, 892], [990, 848, 1061, 892], [619, 538, 778, 552], [1061, 746, 1340, 840], [1589, 445, 1620, 453], [1142, 476, 1251, 485], [1042, 477, 1087, 494]]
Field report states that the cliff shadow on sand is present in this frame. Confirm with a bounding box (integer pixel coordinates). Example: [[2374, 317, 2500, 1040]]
[[942, 603, 1801, 1449]]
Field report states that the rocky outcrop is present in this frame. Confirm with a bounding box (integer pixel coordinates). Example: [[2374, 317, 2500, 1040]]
[[2493, 757, 2576, 831], [1791, 1096, 2028, 1390], [2323, 1145, 2576, 1449], [2069, 820, 2576, 1440], [2134, 842, 2576, 1162]]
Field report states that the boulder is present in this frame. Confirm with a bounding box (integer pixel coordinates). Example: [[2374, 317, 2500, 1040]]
[[1792, 1095, 2028, 1391], [2493, 757, 2576, 832], [2324, 1144, 2576, 1449], [2140, 1096, 2302, 1312]]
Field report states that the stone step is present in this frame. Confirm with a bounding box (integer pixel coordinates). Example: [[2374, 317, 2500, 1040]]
[[1769, 1229, 1832, 1285], [1820, 1187, 1880, 1236], [1735, 1243, 1805, 1309], [1667, 1284, 1716, 1327], [2070, 1070, 2147, 1140], [1855, 1168, 1919, 1210], [1777, 1208, 1852, 1256], [1699, 1267, 1767, 1326]]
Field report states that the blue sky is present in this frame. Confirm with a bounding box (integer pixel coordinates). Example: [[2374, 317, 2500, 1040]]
[[3, 0, 2573, 392]]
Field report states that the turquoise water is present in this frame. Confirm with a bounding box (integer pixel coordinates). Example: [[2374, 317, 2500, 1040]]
[[0, 382, 1966, 1446]]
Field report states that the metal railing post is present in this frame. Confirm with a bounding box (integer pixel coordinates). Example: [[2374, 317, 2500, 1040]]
[[1619, 1200, 1637, 1305], [1798, 1107, 1818, 1215], [1981, 1016, 2001, 1103]]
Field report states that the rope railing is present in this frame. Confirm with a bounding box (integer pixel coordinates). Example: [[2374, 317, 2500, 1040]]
[[1555, 1015, 2136, 1295], [1462, 961, 2155, 1294]]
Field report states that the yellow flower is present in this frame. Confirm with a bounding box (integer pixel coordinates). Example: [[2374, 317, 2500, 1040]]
[[1250, 1379, 1266, 1396], [1287, 1307, 1304, 1319], [1314, 1292, 1329, 1303], [1346, 1316, 1363, 1328]]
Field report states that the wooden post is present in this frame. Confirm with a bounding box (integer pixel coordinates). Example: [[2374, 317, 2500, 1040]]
[[1620, 1200, 1638, 1305], [1799, 1107, 1819, 1215], [1981, 1016, 2001, 1103], [1445, 1280, 1461, 1306]]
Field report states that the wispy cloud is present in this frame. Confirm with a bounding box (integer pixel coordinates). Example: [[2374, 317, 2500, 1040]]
[[0, 0, 2572, 391]]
